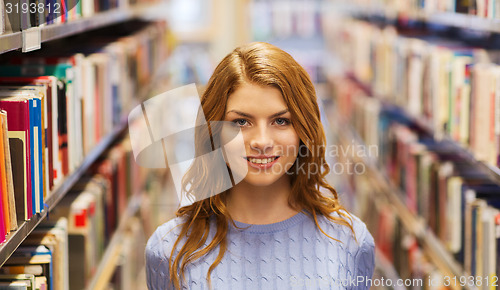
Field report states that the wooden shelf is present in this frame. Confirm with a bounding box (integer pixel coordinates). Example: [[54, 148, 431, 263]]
[[0, 3, 167, 55], [0, 32, 22, 55]]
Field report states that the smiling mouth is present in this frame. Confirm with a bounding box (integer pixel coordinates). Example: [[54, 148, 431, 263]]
[[244, 156, 279, 164]]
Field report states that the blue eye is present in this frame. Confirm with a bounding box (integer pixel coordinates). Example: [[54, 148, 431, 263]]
[[275, 118, 290, 126], [233, 119, 248, 126]]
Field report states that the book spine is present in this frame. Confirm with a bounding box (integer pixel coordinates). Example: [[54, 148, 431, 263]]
[[29, 99, 38, 215], [1, 113, 17, 230], [35, 97, 44, 212], [24, 101, 32, 220]]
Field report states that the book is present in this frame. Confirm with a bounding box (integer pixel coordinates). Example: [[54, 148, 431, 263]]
[[0, 111, 17, 231], [0, 274, 36, 290], [0, 0, 5, 35], [0, 112, 11, 236], [328, 68, 500, 279], [28, 97, 42, 214]]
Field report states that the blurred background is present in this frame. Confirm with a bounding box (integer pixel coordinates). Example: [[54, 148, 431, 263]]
[[1, 0, 500, 289]]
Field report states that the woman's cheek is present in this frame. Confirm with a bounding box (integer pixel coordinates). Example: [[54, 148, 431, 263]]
[[220, 128, 248, 181]]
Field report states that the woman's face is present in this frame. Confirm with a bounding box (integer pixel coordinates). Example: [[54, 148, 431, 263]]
[[223, 82, 300, 187]]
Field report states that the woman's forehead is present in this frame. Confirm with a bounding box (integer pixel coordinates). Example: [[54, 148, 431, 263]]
[[226, 83, 288, 111]]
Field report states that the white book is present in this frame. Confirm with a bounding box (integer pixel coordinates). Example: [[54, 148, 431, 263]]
[[482, 207, 498, 289], [81, 58, 96, 155], [47, 76, 62, 187], [470, 64, 496, 163], [477, 0, 486, 17], [450, 55, 472, 143], [71, 54, 85, 167], [407, 39, 427, 117], [64, 67, 76, 172], [0, 0, 5, 35], [464, 189, 477, 274], [82, 0, 95, 18], [446, 176, 463, 253]]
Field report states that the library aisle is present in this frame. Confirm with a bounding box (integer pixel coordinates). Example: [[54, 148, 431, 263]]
[[0, 0, 499, 289]]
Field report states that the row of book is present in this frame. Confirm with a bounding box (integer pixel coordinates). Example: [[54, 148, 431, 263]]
[[350, 173, 451, 290], [329, 76, 500, 287], [0, 20, 170, 244], [327, 116, 453, 288], [341, 0, 500, 18], [323, 16, 500, 168], [0, 216, 150, 289], [0, 0, 164, 34], [0, 135, 155, 289], [383, 122, 500, 280]]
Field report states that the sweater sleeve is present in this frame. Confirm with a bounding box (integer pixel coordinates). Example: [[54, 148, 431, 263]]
[[353, 223, 375, 290], [145, 222, 178, 290]]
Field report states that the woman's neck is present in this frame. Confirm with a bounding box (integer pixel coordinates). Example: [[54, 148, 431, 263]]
[[226, 176, 300, 225]]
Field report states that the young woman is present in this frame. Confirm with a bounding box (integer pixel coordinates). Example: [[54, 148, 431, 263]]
[[145, 42, 375, 290]]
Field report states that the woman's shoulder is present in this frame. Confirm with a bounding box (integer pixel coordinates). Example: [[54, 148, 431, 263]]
[[145, 216, 187, 260], [317, 209, 374, 247]]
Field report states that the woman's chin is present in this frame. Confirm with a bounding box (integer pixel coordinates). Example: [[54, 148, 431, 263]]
[[239, 172, 290, 187]]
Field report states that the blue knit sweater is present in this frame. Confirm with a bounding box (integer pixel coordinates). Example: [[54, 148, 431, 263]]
[[145, 211, 375, 290]]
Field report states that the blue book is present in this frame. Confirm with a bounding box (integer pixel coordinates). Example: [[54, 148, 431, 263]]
[[28, 98, 43, 214], [28, 99, 36, 216], [33, 97, 43, 213]]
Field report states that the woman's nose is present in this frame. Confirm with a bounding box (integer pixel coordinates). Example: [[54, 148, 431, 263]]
[[249, 126, 274, 153]]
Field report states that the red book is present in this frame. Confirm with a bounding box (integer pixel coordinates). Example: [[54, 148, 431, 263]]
[[94, 159, 116, 240], [111, 146, 127, 216], [0, 96, 33, 220]]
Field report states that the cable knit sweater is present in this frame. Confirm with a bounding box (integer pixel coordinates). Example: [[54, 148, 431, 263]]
[[145, 211, 375, 290]]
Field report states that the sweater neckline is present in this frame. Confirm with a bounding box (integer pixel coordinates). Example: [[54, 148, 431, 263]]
[[229, 211, 309, 234]]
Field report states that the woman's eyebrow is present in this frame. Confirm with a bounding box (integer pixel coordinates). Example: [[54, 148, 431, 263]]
[[226, 109, 289, 118], [226, 110, 253, 118], [269, 109, 290, 118]]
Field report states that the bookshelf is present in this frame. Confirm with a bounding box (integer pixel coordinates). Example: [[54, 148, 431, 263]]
[[329, 2, 500, 33], [0, 3, 172, 289], [332, 119, 473, 290], [374, 248, 406, 290], [0, 45, 169, 270], [0, 4, 166, 54], [87, 194, 143, 290], [323, 41, 500, 288], [0, 121, 127, 267], [346, 73, 500, 187]]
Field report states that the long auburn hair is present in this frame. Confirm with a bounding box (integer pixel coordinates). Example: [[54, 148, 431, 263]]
[[169, 42, 355, 289]]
